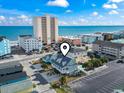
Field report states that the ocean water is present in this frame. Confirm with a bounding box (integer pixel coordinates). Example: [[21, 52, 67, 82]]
[[0, 26, 124, 40]]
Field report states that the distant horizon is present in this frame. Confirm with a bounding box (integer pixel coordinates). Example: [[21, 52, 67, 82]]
[[0, 26, 124, 40], [0, 25, 124, 27]]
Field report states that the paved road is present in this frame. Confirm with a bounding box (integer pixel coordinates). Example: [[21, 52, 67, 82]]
[[0, 52, 54, 64], [69, 60, 124, 93]]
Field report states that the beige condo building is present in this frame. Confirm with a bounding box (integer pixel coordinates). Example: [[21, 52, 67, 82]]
[[93, 40, 124, 59], [33, 15, 58, 45]]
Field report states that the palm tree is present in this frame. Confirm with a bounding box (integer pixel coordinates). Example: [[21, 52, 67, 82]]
[[83, 60, 94, 70], [85, 46, 88, 51], [82, 62, 88, 68], [98, 60, 103, 66], [100, 57, 108, 64], [92, 59, 98, 67], [95, 59, 101, 67], [90, 54, 95, 60], [87, 60, 94, 70], [41, 63, 48, 69], [59, 76, 67, 85]]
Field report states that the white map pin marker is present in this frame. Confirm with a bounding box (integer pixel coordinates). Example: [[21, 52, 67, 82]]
[[60, 42, 70, 56]]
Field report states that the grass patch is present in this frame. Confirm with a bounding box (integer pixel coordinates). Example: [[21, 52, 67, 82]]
[[66, 76, 78, 82], [66, 73, 86, 83], [41, 63, 53, 71], [32, 60, 41, 64], [51, 82, 73, 93], [55, 88, 67, 93]]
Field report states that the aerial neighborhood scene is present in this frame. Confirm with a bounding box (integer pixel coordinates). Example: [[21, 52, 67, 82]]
[[0, 0, 124, 93]]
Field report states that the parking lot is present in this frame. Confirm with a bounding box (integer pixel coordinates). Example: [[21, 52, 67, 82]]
[[41, 70, 61, 83], [69, 60, 124, 93], [21, 60, 56, 93]]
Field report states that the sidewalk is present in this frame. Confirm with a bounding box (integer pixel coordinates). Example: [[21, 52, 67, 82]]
[[35, 84, 56, 93], [84, 65, 108, 75]]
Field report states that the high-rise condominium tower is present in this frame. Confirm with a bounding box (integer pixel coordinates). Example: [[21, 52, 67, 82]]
[[33, 15, 58, 45]]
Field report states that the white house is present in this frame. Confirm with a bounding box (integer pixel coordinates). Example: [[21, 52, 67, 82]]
[[18, 35, 42, 53], [81, 34, 104, 44], [67, 48, 86, 58]]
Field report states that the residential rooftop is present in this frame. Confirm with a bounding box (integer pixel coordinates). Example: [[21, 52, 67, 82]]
[[61, 36, 80, 39], [51, 53, 76, 68], [0, 63, 23, 75], [0, 61, 22, 69], [94, 40, 124, 48], [0, 72, 27, 85], [0, 36, 6, 42], [19, 35, 32, 39], [70, 48, 85, 53], [111, 39, 124, 44], [81, 33, 103, 37], [102, 33, 113, 35]]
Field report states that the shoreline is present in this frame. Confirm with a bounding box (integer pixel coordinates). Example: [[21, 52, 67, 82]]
[[0, 26, 124, 40], [0, 25, 124, 27]]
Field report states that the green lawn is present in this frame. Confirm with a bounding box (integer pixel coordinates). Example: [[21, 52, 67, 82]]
[[55, 88, 67, 93]]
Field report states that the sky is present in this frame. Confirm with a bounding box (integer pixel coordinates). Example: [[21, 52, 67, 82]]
[[0, 0, 124, 26]]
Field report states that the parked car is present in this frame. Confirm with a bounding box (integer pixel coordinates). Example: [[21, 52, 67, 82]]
[[116, 59, 124, 63]]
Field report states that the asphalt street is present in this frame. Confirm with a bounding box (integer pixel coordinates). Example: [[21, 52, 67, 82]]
[[69, 60, 124, 93], [0, 52, 54, 64]]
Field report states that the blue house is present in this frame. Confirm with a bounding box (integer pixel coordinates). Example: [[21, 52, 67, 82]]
[[43, 53, 79, 75], [0, 36, 11, 57], [51, 53, 79, 75]]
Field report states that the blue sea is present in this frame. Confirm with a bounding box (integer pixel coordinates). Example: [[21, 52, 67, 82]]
[[0, 26, 124, 40]]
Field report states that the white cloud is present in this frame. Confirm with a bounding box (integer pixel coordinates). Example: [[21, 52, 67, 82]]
[[0, 16, 5, 21], [108, 10, 119, 14], [109, 0, 124, 3], [47, 0, 69, 7], [59, 21, 68, 25], [18, 15, 28, 19], [0, 14, 32, 26], [103, 3, 118, 9], [0, 8, 33, 17], [72, 21, 78, 25], [9, 17, 15, 20], [17, 15, 32, 25], [92, 12, 98, 16], [65, 10, 72, 13], [79, 18, 88, 23]]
